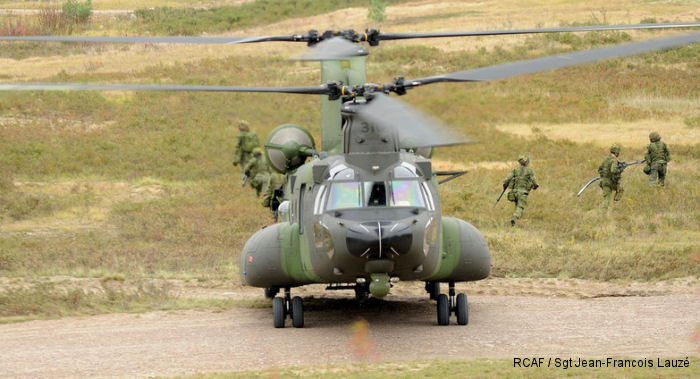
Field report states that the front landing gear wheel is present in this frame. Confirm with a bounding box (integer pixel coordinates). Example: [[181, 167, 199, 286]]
[[273, 297, 285, 328], [291, 296, 304, 328], [456, 293, 468, 325], [437, 294, 450, 325]]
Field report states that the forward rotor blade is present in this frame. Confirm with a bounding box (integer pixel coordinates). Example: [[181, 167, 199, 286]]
[[0, 35, 303, 44], [0, 82, 330, 95], [356, 93, 472, 148], [409, 32, 700, 85], [379, 22, 700, 41], [300, 37, 369, 60]]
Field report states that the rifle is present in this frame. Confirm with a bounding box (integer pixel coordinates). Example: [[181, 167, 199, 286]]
[[577, 159, 645, 197], [495, 186, 507, 205]]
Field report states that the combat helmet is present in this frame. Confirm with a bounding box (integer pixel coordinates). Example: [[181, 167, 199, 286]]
[[517, 154, 530, 166], [649, 131, 660, 142], [238, 120, 250, 132], [609, 144, 621, 155]]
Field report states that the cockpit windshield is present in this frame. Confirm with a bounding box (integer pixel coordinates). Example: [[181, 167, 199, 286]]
[[389, 180, 426, 207], [322, 163, 430, 211], [326, 181, 361, 210]]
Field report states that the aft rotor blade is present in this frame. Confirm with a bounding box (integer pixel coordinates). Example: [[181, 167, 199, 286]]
[[0, 82, 330, 95], [357, 93, 473, 148], [379, 22, 700, 41], [300, 37, 369, 60], [410, 32, 700, 85], [0, 35, 303, 44]]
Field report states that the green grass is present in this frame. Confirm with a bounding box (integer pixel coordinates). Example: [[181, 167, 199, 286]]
[[176, 358, 700, 378]]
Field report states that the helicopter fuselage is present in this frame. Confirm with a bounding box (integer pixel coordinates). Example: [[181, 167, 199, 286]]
[[240, 107, 490, 295]]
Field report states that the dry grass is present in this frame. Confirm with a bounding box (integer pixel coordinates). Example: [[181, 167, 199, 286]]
[[495, 119, 700, 147]]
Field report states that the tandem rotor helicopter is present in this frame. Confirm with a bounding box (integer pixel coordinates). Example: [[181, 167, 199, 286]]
[[2, 19, 699, 328]]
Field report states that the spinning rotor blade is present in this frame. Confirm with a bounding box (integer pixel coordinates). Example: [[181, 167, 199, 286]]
[[378, 22, 700, 41], [356, 93, 472, 148], [0, 35, 304, 44], [409, 32, 700, 85], [0, 82, 330, 95], [300, 37, 369, 60]]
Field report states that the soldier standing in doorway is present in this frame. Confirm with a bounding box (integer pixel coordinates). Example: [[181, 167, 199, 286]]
[[503, 155, 539, 227]]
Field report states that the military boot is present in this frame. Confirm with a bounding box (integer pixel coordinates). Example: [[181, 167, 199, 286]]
[[511, 217, 516, 227]]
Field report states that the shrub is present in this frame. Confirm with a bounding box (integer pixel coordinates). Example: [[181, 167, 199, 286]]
[[62, 0, 92, 24]]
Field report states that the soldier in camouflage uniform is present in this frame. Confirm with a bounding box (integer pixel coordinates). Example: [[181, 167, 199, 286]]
[[644, 131, 670, 186], [598, 144, 624, 209], [261, 172, 286, 218], [243, 148, 270, 197], [232, 120, 260, 175], [503, 155, 539, 226]]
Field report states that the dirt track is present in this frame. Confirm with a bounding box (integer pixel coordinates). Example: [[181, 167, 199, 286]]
[[1, 288, 698, 378]]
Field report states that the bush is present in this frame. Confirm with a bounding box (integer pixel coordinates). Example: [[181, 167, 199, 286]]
[[62, 0, 92, 24]]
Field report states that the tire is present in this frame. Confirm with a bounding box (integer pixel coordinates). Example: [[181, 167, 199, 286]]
[[273, 297, 285, 328], [437, 294, 450, 326], [354, 285, 369, 303], [291, 296, 304, 328], [456, 293, 468, 325]]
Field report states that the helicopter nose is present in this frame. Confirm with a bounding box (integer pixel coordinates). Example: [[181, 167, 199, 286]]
[[346, 221, 412, 259]]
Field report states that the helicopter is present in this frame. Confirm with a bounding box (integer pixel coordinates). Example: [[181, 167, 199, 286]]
[[1, 21, 699, 328]]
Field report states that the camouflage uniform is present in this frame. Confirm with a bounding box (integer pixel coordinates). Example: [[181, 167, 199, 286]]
[[644, 131, 670, 186], [232, 120, 260, 174], [503, 155, 539, 226], [598, 144, 623, 209], [244, 148, 270, 197], [261, 172, 286, 214]]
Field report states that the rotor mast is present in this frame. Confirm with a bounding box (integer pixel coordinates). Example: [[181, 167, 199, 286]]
[[320, 57, 367, 153]]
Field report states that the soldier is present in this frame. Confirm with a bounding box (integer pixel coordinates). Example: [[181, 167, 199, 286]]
[[232, 120, 260, 174], [644, 131, 670, 186], [261, 172, 286, 219], [503, 155, 539, 226], [598, 144, 623, 208], [243, 148, 270, 197]]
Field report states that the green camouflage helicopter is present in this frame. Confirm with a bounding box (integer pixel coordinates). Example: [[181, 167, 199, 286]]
[[2, 22, 699, 328]]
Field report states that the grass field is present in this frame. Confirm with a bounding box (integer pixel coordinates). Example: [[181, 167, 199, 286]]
[[1, 0, 699, 320]]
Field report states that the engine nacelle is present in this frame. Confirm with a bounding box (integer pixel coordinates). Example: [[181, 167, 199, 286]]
[[428, 217, 491, 282], [264, 124, 316, 174]]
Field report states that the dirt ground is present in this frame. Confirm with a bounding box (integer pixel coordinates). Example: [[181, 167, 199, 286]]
[[0, 278, 698, 378]]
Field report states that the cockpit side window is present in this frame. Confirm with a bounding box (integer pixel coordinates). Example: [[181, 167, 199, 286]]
[[390, 180, 426, 207], [326, 181, 361, 210], [364, 181, 386, 207]]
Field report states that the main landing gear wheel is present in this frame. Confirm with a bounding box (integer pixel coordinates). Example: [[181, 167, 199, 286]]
[[456, 293, 468, 325], [273, 297, 285, 328], [435, 282, 469, 326], [272, 287, 305, 328], [291, 296, 304, 328], [437, 294, 450, 326]]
